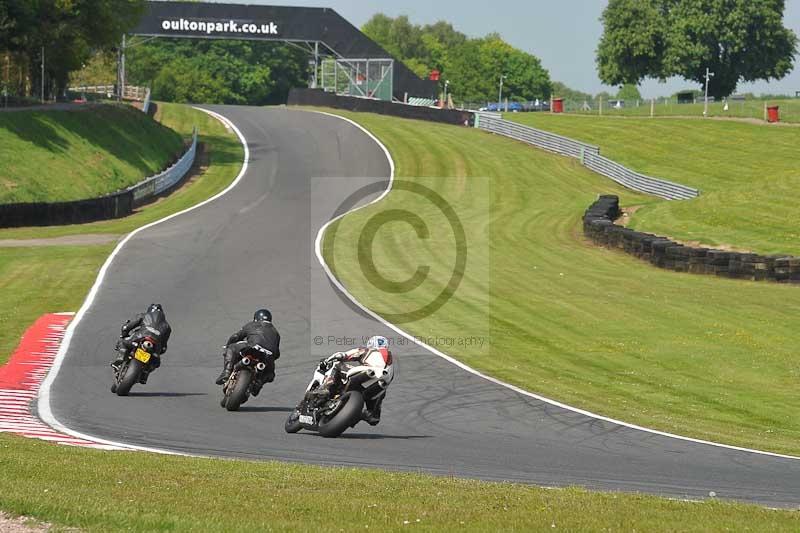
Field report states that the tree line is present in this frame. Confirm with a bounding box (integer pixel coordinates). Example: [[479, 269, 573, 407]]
[[362, 14, 552, 104], [0, 0, 145, 100]]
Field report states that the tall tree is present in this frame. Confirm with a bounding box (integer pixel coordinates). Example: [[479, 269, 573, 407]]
[[597, 0, 797, 98]]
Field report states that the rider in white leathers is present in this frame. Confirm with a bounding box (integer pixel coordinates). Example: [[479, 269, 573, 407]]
[[307, 335, 394, 425]]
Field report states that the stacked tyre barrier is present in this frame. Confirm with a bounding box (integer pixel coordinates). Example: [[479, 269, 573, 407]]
[[583, 195, 800, 283]]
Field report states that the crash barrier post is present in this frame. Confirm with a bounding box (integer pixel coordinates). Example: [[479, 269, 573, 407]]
[[0, 128, 198, 228], [583, 195, 800, 283], [476, 116, 699, 201], [287, 88, 474, 127]]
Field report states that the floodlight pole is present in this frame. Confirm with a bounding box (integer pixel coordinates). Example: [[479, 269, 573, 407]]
[[703, 67, 714, 117]]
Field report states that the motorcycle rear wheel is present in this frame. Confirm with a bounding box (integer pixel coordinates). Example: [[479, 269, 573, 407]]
[[116, 359, 143, 397], [225, 368, 252, 411], [318, 391, 364, 438]]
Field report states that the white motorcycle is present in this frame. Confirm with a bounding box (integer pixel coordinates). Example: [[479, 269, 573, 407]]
[[285, 348, 394, 437]]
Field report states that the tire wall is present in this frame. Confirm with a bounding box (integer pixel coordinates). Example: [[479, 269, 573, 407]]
[[583, 195, 800, 283]]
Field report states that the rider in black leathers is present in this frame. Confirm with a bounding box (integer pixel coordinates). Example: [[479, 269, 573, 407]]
[[215, 309, 280, 396], [112, 303, 172, 384]]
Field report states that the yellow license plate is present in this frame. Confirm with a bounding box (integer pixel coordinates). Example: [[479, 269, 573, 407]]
[[134, 348, 151, 364]]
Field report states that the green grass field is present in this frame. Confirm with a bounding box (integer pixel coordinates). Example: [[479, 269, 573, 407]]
[[322, 110, 800, 456], [1, 433, 797, 532], [559, 97, 800, 123], [506, 112, 800, 255], [0, 104, 184, 203]]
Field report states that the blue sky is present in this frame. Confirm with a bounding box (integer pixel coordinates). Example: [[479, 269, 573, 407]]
[[212, 0, 800, 97]]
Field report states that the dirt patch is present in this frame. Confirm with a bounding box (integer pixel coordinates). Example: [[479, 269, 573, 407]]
[[616, 205, 644, 227], [0, 511, 54, 532], [0, 234, 121, 247]]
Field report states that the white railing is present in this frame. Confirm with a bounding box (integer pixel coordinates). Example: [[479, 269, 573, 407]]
[[475, 115, 699, 200], [128, 128, 197, 205]]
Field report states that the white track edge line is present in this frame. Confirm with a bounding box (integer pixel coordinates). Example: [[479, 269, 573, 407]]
[[36, 106, 249, 456], [307, 109, 800, 463]]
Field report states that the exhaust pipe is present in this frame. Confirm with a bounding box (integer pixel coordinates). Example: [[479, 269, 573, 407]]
[[241, 357, 251, 366], [256, 362, 266, 372]]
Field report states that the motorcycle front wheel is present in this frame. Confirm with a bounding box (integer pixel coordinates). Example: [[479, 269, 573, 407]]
[[284, 409, 302, 433], [318, 391, 364, 438]]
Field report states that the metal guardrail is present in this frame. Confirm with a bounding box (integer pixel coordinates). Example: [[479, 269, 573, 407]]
[[67, 85, 148, 101], [128, 127, 198, 206], [475, 116, 699, 200]]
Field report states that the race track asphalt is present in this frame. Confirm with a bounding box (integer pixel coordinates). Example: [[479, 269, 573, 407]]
[[45, 105, 800, 507]]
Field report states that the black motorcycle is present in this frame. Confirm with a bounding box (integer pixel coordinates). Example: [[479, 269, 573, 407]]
[[111, 337, 159, 396], [220, 345, 273, 411]]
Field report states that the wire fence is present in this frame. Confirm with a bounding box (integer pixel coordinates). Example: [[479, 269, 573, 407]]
[[474, 113, 699, 200], [559, 96, 800, 122]]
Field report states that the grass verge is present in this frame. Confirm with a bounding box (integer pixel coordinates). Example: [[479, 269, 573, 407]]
[[0, 104, 183, 203], [506, 112, 800, 255], [320, 109, 800, 456], [0, 433, 797, 532]]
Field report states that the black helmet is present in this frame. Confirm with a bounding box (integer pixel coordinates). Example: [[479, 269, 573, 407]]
[[148, 303, 163, 314], [253, 309, 272, 323]]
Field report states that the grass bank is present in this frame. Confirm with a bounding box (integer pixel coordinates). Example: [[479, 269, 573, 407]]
[[321, 109, 800, 456], [507, 112, 800, 255], [0, 104, 183, 203], [0, 434, 797, 532], [0, 103, 242, 240]]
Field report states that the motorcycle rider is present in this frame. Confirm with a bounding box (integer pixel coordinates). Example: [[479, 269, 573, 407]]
[[111, 303, 172, 384], [307, 335, 392, 426], [215, 308, 280, 396]]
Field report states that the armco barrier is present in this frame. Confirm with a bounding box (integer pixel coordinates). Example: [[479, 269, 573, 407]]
[[583, 195, 800, 283], [129, 128, 197, 207], [288, 88, 473, 127], [476, 115, 699, 201], [0, 128, 198, 228]]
